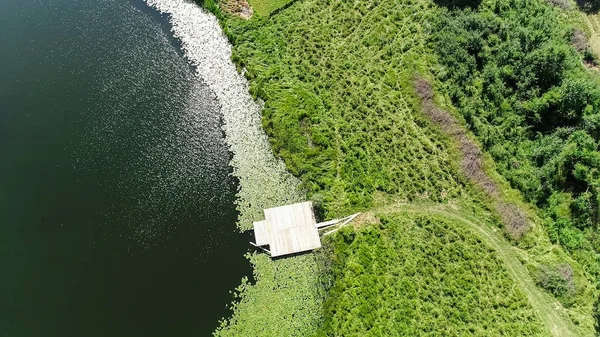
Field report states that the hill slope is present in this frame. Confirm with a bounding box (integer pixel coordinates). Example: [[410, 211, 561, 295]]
[[204, 0, 599, 335], [318, 212, 549, 337]]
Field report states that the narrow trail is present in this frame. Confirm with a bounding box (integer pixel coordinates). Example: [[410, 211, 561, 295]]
[[375, 203, 582, 337]]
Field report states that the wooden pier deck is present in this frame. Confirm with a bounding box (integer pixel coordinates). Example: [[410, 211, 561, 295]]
[[252, 201, 322, 257]]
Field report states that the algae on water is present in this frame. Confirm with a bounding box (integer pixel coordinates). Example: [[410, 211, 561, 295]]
[[142, 2, 325, 336], [145, 0, 303, 230]]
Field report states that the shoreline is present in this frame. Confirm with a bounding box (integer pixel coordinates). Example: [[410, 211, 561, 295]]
[[144, 0, 303, 231], [142, 1, 327, 335], [141, 1, 597, 336]]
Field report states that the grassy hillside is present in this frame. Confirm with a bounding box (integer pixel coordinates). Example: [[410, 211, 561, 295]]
[[227, 0, 464, 218], [317, 213, 547, 337], [214, 1, 468, 334], [202, 0, 600, 335]]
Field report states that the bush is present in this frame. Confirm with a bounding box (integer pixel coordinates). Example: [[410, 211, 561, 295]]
[[531, 263, 576, 305], [428, 0, 600, 323]]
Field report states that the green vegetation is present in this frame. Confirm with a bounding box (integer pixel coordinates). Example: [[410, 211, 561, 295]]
[[317, 213, 547, 336], [227, 0, 464, 217], [198, 0, 600, 335], [246, 0, 293, 16], [214, 253, 326, 337], [583, 13, 600, 56], [428, 0, 600, 320], [375, 202, 587, 337]]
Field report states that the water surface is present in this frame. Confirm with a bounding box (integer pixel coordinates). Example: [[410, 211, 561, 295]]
[[0, 0, 251, 336]]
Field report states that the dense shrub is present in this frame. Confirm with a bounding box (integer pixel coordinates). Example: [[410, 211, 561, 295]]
[[577, 0, 600, 13], [428, 0, 600, 321], [531, 263, 576, 304], [431, 0, 600, 224]]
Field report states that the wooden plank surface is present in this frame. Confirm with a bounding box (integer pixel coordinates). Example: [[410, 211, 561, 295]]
[[253, 220, 269, 246], [263, 201, 321, 257]]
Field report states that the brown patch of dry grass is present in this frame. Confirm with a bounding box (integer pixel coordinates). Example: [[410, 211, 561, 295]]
[[220, 0, 253, 18], [458, 135, 499, 196], [496, 202, 530, 240], [351, 212, 381, 230], [415, 78, 499, 196], [415, 77, 530, 239], [572, 29, 589, 53], [547, 0, 571, 9]]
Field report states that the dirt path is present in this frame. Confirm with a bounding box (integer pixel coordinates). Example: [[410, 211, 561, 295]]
[[375, 203, 583, 337]]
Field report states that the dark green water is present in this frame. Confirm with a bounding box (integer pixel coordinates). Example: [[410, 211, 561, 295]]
[[0, 0, 251, 336]]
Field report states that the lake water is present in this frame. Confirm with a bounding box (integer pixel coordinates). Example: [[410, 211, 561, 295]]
[[0, 0, 251, 336]]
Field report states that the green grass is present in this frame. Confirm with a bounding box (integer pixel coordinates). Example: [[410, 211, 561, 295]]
[[211, 0, 598, 335], [246, 0, 293, 16], [227, 0, 465, 218], [376, 203, 591, 336], [317, 212, 548, 337], [214, 1, 471, 335]]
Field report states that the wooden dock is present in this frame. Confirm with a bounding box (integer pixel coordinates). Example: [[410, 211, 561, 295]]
[[252, 201, 322, 257], [252, 202, 360, 258]]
